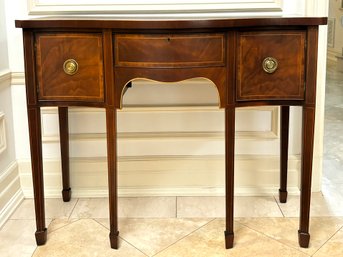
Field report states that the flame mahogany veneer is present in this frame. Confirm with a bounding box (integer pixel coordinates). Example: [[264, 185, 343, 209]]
[[16, 16, 327, 249]]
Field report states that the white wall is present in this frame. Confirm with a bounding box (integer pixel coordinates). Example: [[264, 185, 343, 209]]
[[4, 0, 328, 198], [282, 0, 305, 15], [0, 0, 9, 71], [328, 0, 343, 60], [0, 0, 23, 228]]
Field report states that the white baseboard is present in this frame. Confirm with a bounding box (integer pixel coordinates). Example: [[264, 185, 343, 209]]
[[24, 186, 300, 198], [0, 162, 24, 228], [18, 155, 301, 198]]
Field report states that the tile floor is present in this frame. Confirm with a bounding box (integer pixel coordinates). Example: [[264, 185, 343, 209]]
[[1, 195, 343, 257], [0, 63, 342, 256]]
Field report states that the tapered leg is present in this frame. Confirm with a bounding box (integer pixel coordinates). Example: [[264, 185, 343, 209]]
[[279, 106, 290, 203], [27, 107, 47, 245], [298, 106, 316, 248], [225, 107, 235, 249], [106, 108, 119, 249], [58, 107, 71, 202]]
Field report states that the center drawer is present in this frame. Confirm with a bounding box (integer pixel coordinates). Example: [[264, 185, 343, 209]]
[[114, 34, 225, 68]]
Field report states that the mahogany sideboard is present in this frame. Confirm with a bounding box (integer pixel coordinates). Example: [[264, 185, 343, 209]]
[[15, 16, 327, 249]]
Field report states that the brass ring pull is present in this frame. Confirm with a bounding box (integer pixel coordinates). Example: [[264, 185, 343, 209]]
[[262, 57, 278, 74], [63, 59, 78, 75]]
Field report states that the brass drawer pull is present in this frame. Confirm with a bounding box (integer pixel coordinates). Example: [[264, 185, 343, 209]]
[[262, 57, 278, 74], [63, 59, 78, 75]]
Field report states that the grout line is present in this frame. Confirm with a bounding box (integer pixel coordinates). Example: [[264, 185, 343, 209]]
[[150, 218, 216, 257], [4, 217, 35, 219], [31, 246, 38, 257], [93, 218, 109, 231], [48, 218, 81, 234], [238, 220, 311, 256], [117, 231, 150, 257], [273, 195, 286, 218], [68, 198, 79, 221], [310, 224, 343, 257]]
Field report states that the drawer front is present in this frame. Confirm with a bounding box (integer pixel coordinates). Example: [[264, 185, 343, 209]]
[[35, 33, 104, 102], [115, 34, 225, 68], [236, 31, 305, 101]]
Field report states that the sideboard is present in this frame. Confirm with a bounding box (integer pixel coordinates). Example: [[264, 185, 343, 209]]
[[15, 16, 327, 249]]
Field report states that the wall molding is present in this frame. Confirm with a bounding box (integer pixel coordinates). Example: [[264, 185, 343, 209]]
[[0, 112, 6, 155], [10, 72, 25, 85], [40, 106, 279, 143], [0, 190, 23, 228], [18, 154, 303, 198], [0, 162, 24, 228], [0, 70, 11, 91], [28, 0, 283, 16]]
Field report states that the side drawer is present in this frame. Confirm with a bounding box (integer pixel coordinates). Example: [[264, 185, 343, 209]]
[[236, 30, 306, 101], [35, 33, 104, 102], [114, 33, 225, 68]]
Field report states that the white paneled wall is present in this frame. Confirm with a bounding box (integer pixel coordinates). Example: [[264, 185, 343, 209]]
[[0, 0, 24, 227], [0, 73, 23, 227], [15, 79, 304, 197], [3, 0, 328, 198], [0, 112, 6, 155], [0, 72, 19, 227]]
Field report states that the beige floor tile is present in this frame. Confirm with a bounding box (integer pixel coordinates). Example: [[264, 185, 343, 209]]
[[0, 219, 51, 257], [177, 196, 225, 218], [96, 218, 212, 256], [276, 196, 301, 217], [237, 217, 343, 255], [11, 198, 78, 219], [70, 197, 176, 219], [235, 196, 283, 217], [32, 219, 146, 257], [277, 193, 343, 217], [154, 218, 308, 257], [69, 198, 109, 219], [48, 218, 80, 233], [313, 228, 343, 257], [119, 197, 176, 218], [177, 196, 282, 218]]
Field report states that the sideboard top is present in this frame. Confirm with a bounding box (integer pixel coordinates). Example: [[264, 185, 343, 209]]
[[15, 16, 327, 29]]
